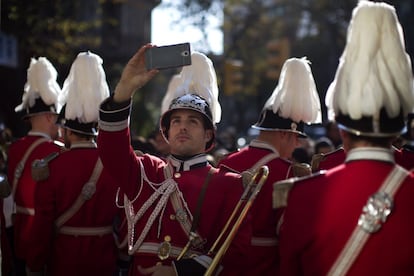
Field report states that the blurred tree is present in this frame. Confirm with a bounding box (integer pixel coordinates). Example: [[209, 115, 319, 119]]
[[168, 0, 414, 136], [3, 0, 413, 138], [2, 0, 103, 71], [1, 0, 161, 138], [224, 59, 243, 95]]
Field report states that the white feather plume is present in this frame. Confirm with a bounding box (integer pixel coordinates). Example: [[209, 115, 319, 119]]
[[161, 74, 182, 115], [264, 57, 321, 124], [15, 57, 62, 112], [61, 51, 110, 123], [326, 1, 414, 121], [162, 51, 222, 124]]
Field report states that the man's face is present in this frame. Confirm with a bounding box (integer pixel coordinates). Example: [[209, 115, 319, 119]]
[[167, 109, 212, 156]]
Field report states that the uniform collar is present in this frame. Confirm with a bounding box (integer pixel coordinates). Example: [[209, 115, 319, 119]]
[[250, 139, 280, 155], [345, 147, 394, 163], [28, 131, 51, 140], [70, 140, 97, 149], [168, 154, 208, 172]]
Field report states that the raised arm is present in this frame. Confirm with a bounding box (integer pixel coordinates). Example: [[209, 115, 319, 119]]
[[113, 44, 159, 103]]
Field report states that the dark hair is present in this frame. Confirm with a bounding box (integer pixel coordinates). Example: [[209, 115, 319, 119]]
[[71, 130, 95, 140], [347, 132, 394, 148], [314, 137, 334, 154], [292, 147, 310, 164]]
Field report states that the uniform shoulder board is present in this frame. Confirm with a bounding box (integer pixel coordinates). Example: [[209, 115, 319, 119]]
[[224, 148, 240, 157], [216, 163, 249, 187], [311, 147, 344, 172], [292, 162, 312, 177], [32, 152, 60, 182], [218, 163, 241, 174], [310, 152, 326, 172], [324, 147, 344, 157], [273, 171, 326, 209]]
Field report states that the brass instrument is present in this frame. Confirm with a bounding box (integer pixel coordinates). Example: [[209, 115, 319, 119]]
[[204, 165, 269, 276]]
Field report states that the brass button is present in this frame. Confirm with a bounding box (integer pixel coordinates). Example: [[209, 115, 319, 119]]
[[174, 172, 181, 178], [169, 214, 176, 220], [164, 235, 171, 242]]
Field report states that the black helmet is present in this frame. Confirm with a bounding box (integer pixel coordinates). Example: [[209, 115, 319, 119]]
[[160, 93, 215, 151]]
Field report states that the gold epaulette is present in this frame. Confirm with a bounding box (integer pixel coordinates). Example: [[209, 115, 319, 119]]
[[273, 171, 326, 209], [311, 153, 326, 172], [31, 152, 60, 182], [311, 147, 345, 172], [292, 162, 312, 177]]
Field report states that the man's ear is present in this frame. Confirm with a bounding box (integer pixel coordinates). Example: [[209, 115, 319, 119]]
[[205, 129, 213, 143], [65, 128, 73, 137], [46, 113, 56, 123]]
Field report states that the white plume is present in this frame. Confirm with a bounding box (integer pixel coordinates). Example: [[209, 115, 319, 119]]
[[264, 57, 321, 123], [61, 51, 110, 123], [164, 51, 222, 124], [326, 1, 414, 121], [161, 74, 182, 115], [15, 57, 62, 112]]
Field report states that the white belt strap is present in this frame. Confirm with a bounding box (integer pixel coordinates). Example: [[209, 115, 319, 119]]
[[55, 158, 103, 228], [328, 165, 409, 276], [15, 205, 35, 216], [250, 153, 279, 173], [58, 225, 112, 236], [241, 153, 278, 188], [12, 138, 48, 197], [251, 236, 278, 247]]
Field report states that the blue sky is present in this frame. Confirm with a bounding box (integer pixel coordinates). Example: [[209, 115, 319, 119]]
[[151, 1, 223, 55]]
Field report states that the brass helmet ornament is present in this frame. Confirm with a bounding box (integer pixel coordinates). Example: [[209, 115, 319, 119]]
[[160, 52, 221, 151]]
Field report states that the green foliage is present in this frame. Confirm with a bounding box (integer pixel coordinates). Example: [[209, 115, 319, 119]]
[[3, 0, 103, 66]]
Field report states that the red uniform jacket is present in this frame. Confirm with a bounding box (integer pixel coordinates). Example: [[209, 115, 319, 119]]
[[311, 147, 345, 171], [7, 133, 62, 261], [279, 148, 414, 275], [97, 99, 251, 276], [218, 140, 293, 275], [27, 142, 120, 275], [394, 146, 414, 170], [314, 147, 413, 171]]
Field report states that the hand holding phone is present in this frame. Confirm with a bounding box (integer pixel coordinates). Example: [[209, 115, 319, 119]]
[[145, 43, 192, 70]]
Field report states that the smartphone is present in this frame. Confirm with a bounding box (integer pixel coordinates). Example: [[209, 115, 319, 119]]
[[145, 43, 192, 70]]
